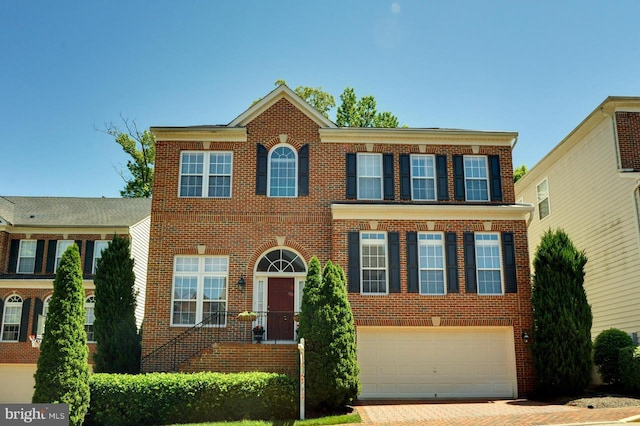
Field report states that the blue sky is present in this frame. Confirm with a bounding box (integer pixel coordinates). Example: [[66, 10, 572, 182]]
[[2, 1, 640, 197]]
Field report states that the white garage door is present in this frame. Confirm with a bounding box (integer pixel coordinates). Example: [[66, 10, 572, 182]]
[[357, 327, 517, 399], [0, 364, 37, 403]]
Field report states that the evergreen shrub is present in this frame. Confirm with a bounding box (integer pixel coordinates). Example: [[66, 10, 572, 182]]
[[593, 328, 634, 384]]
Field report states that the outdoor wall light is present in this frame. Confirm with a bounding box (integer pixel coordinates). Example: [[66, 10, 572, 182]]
[[522, 331, 530, 343], [237, 276, 246, 290]]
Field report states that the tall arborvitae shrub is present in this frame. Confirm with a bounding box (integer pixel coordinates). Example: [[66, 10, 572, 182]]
[[93, 235, 140, 373], [531, 228, 592, 395], [299, 258, 359, 412], [33, 244, 90, 426]]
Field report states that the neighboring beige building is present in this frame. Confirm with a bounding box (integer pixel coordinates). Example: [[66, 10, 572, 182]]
[[515, 97, 640, 342]]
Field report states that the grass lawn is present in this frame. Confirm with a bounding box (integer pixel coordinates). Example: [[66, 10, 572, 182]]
[[171, 412, 361, 426]]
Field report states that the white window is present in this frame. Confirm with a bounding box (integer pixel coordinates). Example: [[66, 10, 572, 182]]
[[411, 155, 436, 200], [268, 145, 297, 197], [537, 178, 550, 220], [358, 153, 383, 200], [361, 232, 387, 294], [1, 295, 23, 341], [17, 240, 37, 274], [171, 256, 228, 326], [475, 233, 503, 295], [418, 233, 445, 294], [85, 295, 96, 342], [37, 295, 52, 336], [464, 155, 489, 201], [92, 240, 110, 273], [55, 240, 74, 272], [179, 151, 233, 198]]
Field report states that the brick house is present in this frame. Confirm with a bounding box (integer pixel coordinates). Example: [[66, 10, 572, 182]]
[[0, 196, 151, 402], [142, 85, 535, 399]]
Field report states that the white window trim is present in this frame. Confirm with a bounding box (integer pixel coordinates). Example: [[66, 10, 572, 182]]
[[360, 231, 389, 295], [178, 151, 233, 198], [536, 177, 551, 220], [475, 233, 504, 295], [85, 295, 96, 342], [411, 154, 437, 201], [357, 153, 383, 200], [17, 240, 37, 274], [92, 240, 110, 274], [464, 155, 490, 201], [418, 232, 446, 295], [267, 143, 298, 198], [1, 294, 23, 342], [170, 256, 229, 327], [55, 240, 74, 272]]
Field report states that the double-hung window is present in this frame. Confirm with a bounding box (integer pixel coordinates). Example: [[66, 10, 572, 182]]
[[464, 156, 489, 201], [85, 295, 96, 342], [537, 178, 550, 220], [1, 295, 22, 341], [179, 152, 233, 198], [17, 240, 37, 274], [361, 232, 387, 294], [55, 240, 74, 272], [411, 155, 436, 200], [268, 145, 297, 197], [418, 233, 445, 294], [475, 233, 503, 294], [171, 256, 228, 326], [92, 240, 110, 273], [358, 154, 383, 200]]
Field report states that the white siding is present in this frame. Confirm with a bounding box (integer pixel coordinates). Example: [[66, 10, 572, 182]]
[[130, 216, 150, 329], [516, 117, 640, 337]]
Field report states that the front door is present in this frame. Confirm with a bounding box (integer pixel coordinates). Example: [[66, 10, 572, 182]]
[[267, 277, 295, 340]]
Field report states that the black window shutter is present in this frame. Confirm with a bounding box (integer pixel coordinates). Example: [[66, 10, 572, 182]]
[[347, 232, 360, 292], [18, 298, 31, 342], [75, 240, 83, 256], [453, 155, 465, 201], [502, 232, 517, 293], [445, 232, 459, 293], [346, 153, 357, 199], [489, 155, 503, 201], [399, 154, 411, 200], [463, 232, 477, 293], [383, 153, 395, 200], [436, 154, 449, 201], [33, 240, 45, 274], [0, 299, 3, 322], [45, 240, 57, 274], [84, 240, 95, 274], [388, 232, 400, 293], [8, 240, 20, 273], [406, 232, 419, 293], [298, 144, 309, 196], [256, 144, 268, 195], [32, 297, 43, 335]]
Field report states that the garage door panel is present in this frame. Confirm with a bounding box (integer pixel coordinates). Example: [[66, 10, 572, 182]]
[[357, 327, 516, 399]]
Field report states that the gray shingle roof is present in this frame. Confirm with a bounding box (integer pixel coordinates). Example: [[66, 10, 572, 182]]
[[0, 196, 151, 227]]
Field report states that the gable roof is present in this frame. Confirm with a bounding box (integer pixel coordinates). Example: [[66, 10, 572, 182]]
[[0, 196, 151, 228], [228, 84, 337, 128]]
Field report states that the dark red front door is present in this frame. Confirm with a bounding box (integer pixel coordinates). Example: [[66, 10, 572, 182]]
[[267, 278, 295, 340]]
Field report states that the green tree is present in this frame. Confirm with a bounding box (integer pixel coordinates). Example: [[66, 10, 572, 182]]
[[102, 116, 155, 198], [513, 164, 528, 183], [530, 229, 592, 395], [93, 235, 141, 373], [593, 328, 634, 384], [336, 87, 399, 128], [33, 244, 90, 426], [299, 259, 359, 412], [274, 79, 336, 119]]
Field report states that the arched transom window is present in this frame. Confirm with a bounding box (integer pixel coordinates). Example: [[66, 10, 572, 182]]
[[257, 249, 306, 273]]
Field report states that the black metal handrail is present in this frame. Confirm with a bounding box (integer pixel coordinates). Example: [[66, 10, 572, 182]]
[[140, 310, 298, 372]]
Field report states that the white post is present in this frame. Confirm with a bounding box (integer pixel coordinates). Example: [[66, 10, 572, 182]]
[[298, 337, 305, 420]]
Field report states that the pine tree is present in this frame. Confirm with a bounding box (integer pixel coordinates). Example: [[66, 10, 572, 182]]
[[32, 244, 90, 426], [93, 235, 140, 373], [530, 228, 592, 395]]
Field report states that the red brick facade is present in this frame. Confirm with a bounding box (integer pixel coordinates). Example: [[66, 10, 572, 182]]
[[143, 87, 535, 396], [615, 111, 640, 170]]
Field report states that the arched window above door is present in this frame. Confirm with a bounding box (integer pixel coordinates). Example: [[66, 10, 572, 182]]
[[257, 249, 306, 273]]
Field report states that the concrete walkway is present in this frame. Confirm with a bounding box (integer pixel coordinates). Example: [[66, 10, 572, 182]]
[[354, 399, 640, 425]]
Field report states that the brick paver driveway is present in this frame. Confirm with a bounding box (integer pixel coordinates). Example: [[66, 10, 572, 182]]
[[354, 399, 640, 425]]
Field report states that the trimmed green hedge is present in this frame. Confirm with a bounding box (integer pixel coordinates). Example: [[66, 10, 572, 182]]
[[85, 372, 298, 425], [619, 346, 640, 394]]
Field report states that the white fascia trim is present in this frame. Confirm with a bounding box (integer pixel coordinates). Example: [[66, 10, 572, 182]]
[[151, 127, 247, 142], [331, 203, 535, 221], [320, 128, 518, 147], [618, 171, 640, 180], [0, 280, 95, 289], [4, 226, 131, 235]]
